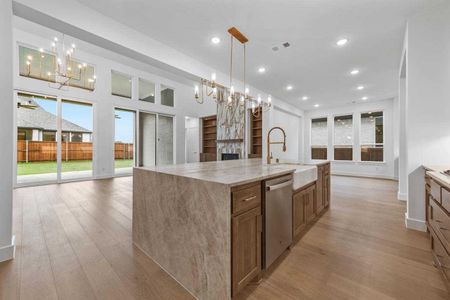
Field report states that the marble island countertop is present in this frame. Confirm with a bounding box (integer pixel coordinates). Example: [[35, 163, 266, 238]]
[[136, 158, 306, 187]]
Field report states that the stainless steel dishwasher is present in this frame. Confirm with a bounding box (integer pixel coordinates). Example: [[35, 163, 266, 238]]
[[264, 174, 293, 268]]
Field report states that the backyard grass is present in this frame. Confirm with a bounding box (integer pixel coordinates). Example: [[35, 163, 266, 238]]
[[18, 159, 134, 175]]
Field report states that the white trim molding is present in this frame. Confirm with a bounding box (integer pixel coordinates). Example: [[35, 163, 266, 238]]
[[397, 192, 407, 201], [405, 213, 426, 232], [0, 236, 15, 263]]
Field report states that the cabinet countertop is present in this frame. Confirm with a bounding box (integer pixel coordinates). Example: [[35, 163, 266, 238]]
[[135, 158, 297, 187]]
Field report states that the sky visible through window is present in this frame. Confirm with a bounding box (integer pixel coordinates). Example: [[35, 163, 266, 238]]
[[115, 109, 135, 143], [35, 99, 135, 143]]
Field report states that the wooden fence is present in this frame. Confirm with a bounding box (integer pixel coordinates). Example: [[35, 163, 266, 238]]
[[17, 140, 134, 162]]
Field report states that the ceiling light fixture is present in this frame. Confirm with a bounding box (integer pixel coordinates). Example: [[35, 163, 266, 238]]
[[336, 38, 348, 46], [302, 96, 309, 101], [195, 28, 272, 119], [258, 67, 266, 73], [286, 85, 293, 91], [362, 96, 368, 100], [314, 104, 320, 108], [350, 69, 360, 75], [26, 34, 96, 90], [211, 37, 221, 44], [357, 85, 365, 90]]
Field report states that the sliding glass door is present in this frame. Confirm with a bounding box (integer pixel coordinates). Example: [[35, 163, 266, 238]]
[[16, 92, 94, 185], [61, 100, 94, 180], [114, 108, 136, 175], [138, 112, 156, 167], [157, 114, 174, 165], [16, 93, 58, 184]]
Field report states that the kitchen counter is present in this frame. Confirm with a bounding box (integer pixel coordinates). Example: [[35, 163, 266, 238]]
[[133, 159, 321, 299], [136, 158, 298, 187]]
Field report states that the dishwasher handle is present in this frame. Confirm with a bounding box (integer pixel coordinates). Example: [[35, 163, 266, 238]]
[[266, 180, 293, 191]]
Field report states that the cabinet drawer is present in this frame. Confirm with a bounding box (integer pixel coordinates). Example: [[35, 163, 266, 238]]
[[232, 183, 261, 215], [441, 187, 450, 213], [430, 179, 441, 204], [431, 230, 450, 280], [430, 200, 450, 252]]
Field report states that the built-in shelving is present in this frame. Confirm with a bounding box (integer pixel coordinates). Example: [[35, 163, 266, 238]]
[[249, 108, 262, 158], [200, 115, 217, 162]]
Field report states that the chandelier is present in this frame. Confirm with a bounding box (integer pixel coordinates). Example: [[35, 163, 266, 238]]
[[194, 27, 272, 117], [45, 35, 96, 90]]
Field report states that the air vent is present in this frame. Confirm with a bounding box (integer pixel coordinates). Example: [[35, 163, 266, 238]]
[[283, 42, 290, 48]]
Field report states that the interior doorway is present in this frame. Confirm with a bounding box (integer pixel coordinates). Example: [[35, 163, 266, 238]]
[[185, 117, 200, 163]]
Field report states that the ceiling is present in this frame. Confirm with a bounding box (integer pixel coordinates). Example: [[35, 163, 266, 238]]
[[75, 0, 444, 110]]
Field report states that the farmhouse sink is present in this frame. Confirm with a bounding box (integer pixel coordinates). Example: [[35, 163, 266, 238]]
[[275, 162, 318, 190]]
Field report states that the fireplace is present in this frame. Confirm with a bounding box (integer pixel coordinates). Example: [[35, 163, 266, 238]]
[[222, 153, 239, 160]]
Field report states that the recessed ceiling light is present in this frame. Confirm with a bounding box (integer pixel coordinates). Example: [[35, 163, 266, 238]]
[[357, 85, 365, 90], [211, 37, 221, 44], [362, 96, 368, 100], [302, 96, 309, 101], [336, 38, 348, 46], [350, 69, 360, 75], [314, 104, 320, 108], [258, 67, 266, 73], [286, 85, 293, 91]]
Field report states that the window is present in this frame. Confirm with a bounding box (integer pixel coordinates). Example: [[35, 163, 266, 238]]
[[43, 131, 56, 141], [334, 115, 353, 161], [66, 59, 96, 91], [161, 85, 174, 107], [311, 118, 328, 160], [114, 109, 136, 175], [19, 46, 56, 82], [111, 71, 132, 98], [361, 111, 384, 162], [139, 78, 155, 103]]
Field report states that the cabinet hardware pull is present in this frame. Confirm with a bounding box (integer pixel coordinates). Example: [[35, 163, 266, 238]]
[[242, 196, 256, 202], [436, 220, 443, 223], [440, 227, 449, 231]]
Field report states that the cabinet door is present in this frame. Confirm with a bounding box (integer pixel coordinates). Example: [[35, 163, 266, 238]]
[[232, 207, 262, 297], [293, 192, 306, 238], [315, 166, 324, 214], [305, 185, 316, 223], [323, 174, 330, 207]]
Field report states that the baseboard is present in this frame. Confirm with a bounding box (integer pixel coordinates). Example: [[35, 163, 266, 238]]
[[0, 236, 15, 263], [331, 172, 397, 181], [397, 192, 407, 201], [405, 213, 427, 232]]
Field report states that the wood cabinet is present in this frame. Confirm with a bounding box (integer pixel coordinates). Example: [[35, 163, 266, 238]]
[[231, 182, 262, 297], [314, 162, 331, 216], [293, 162, 330, 241], [293, 183, 315, 237], [425, 170, 450, 285]]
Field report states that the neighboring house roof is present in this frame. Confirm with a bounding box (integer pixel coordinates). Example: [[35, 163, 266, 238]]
[[17, 97, 91, 133]]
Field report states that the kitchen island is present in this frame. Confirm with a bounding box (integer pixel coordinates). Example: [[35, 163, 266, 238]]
[[133, 159, 329, 299]]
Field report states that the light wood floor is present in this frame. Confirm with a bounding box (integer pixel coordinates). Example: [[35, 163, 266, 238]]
[[0, 176, 448, 300]]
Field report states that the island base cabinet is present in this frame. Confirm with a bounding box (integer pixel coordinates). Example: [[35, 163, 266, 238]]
[[324, 173, 330, 207], [293, 183, 316, 239], [232, 206, 262, 297]]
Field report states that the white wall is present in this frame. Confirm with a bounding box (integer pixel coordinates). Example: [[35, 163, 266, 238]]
[[403, 2, 450, 231], [304, 99, 396, 179], [0, 0, 15, 262], [269, 107, 303, 162]]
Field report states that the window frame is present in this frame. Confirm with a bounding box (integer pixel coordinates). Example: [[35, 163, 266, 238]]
[[111, 70, 133, 99], [310, 116, 328, 160], [332, 113, 354, 161], [360, 110, 385, 163]]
